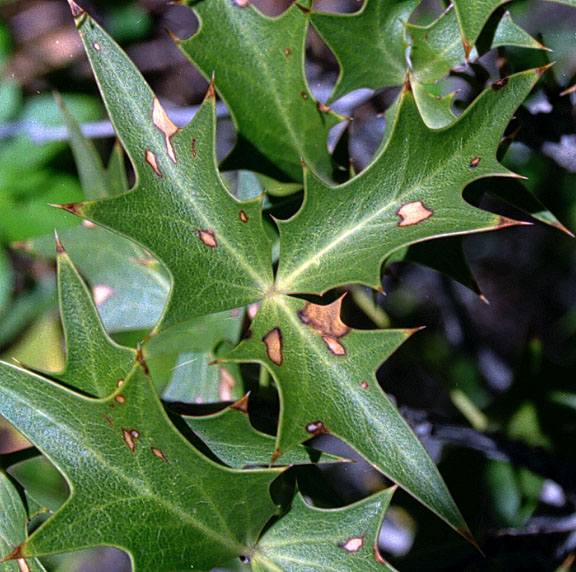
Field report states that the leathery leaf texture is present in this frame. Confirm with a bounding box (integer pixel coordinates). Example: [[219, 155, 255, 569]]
[[224, 296, 468, 538], [252, 488, 398, 572], [0, 247, 280, 571], [0, 0, 559, 568], [61, 3, 274, 332]]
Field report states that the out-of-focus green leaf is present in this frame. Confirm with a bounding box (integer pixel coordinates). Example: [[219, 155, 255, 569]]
[[0, 470, 47, 571], [252, 488, 398, 572], [179, 0, 342, 183], [224, 295, 471, 538], [0, 249, 11, 317]]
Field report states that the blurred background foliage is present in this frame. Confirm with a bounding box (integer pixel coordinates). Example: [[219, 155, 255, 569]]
[[0, 0, 575, 571]]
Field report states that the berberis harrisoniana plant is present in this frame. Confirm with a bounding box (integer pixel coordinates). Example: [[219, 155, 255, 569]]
[[0, 0, 573, 570]]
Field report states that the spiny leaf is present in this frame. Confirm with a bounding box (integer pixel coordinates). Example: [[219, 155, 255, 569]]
[[224, 295, 470, 538], [62, 3, 274, 332], [491, 11, 551, 51], [452, 0, 507, 57], [411, 82, 457, 129], [252, 488, 398, 572], [179, 0, 342, 183], [275, 68, 541, 296], [0, 471, 47, 572], [184, 396, 340, 469], [309, 0, 419, 101], [0, 360, 281, 572], [52, 237, 136, 397]]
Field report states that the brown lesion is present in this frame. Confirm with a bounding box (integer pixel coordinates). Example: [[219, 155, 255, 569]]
[[198, 229, 218, 248], [262, 328, 283, 366], [397, 201, 433, 227], [151, 447, 168, 462], [145, 150, 163, 177], [339, 535, 365, 553], [298, 297, 351, 356], [191, 138, 197, 158], [284, 48, 292, 57], [137, 343, 150, 375], [491, 77, 509, 91], [122, 428, 140, 452], [305, 420, 328, 436], [152, 98, 179, 164], [469, 156, 481, 168], [230, 394, 250, 414], [239, 210, 249, 223], [218, 369, 236, 401]]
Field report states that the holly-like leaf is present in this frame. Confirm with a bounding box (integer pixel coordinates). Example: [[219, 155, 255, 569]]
[[178, 0, 342, 183], [274, 68, 542, 296], [0, 360, 281, 571], [49, 237, 136, 397], [491, 11, 551, 51], [252, 488, 398, 572], [61, 2, 274, 332], [411, 82, 458, 129], [0, 471, 47, 572], [224, 295, 471, 538], [309, 0, 419, 101], [452, 0, 507, 57], [184, 396, 340, 469]]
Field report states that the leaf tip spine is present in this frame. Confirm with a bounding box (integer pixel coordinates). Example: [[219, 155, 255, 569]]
[[205, 73, 216, 101], [164, 27, 181, 45], [48, 202, 83, 217], [54, 230, 66, 255]]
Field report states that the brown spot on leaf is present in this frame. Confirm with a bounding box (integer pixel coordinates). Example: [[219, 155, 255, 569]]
[[262, 328, 283, 366], [306, 420, 328, 435], [491, 77, 509, 91], [284, 48, 292, 57], [93, 42, 101, 52], [462, 39, 473, 60], [152, 97, 179, 164], [151, 447, 168, 462], [231, 394, 250, 413], [191, 138, 197, 158], [340, 536, 365, 552], [104, 415, 114, 428], [397, 201, 433, 226], [317, 101, 330, 113], [300, 91, 308, 100], [93, 285, 114, 306], [198, 229, 218, 248], [361, 381, 369, 390], [219, 368, 236, 401], [233, 0, 250, 6], [54, 231, 65, 254], [117, 379, 124, 387], [145, 150, 163, 177], [137, 343, 150, 375], [239, 210, 249, 223], [67, 0, 85, 18], [115, 395, 126, 404], [122, 429, 136, 452], [18, 558, 31, 572], [402, 71, 412, 93], [49, 202, 82, 216], [322, 335, 346, 356], [271, 448, 283, 464], [298, 297, 350, 355], [469, 156, 481, 168]]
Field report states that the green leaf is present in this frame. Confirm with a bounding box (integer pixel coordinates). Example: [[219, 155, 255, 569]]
[[20, 225, 169, 333], [64, 5, 274, 331], [252, 488, 398, 572], [224, 295, 471, 538], [412, 82, 457, 129], [452, 0, 507, 56], [184, 396, 339, 468], [407, 7, 465, 85], [491, 10, 550, 51], [52, 237, 136, 397], [55, 93, 110, 201], [0, 361, 281, 571], [310, 0, 419, 101], [0, 471, 46, 572], [0, 248, 11, 317], [179, 0, 342, 182], [275, 68, 541, 296]]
